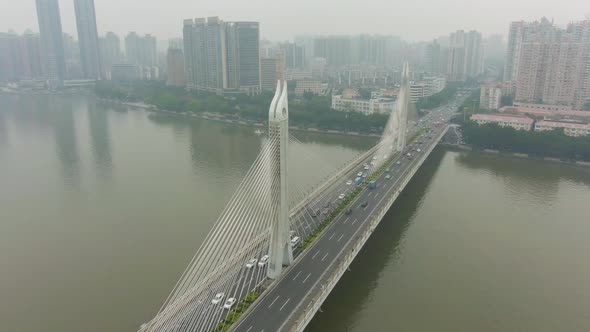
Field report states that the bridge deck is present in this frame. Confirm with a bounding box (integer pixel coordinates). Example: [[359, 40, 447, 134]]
[[230, 118, 452, 331]]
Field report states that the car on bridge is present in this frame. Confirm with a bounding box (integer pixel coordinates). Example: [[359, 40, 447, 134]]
[[212, 293, 224, 305], [396, 161, 401, 165], [385, 174, 391, 179], [361, 201, 368, 208], [346, 180, 353, 185], [258, 255, 269, 267], [357, 172, 363, 177], [223, 297, 237, 310], [291, 236, 301, 247], [338, 193, 345, 199], [345, 208, 352, 215], [246, 258, 258, 269]]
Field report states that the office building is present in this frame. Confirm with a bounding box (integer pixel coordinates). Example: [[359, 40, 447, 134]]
[[260, 57, 278, 91], [471, 113, 533, 131], [183, 17, 260, 94], [35, 0, 66, 84], [226, 21, 260, 94], [447, 30, 483, 81], [73, 0, 102, 79], [166, 48, 185, 86]]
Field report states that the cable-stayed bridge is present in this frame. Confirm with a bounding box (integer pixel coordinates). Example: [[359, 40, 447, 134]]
[[139, 63, 454, 332]]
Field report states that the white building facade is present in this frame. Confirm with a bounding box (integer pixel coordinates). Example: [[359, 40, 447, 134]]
[[471, 113, 534, 131], [534, 120, 590, 137], [332, 95, 395, 115]]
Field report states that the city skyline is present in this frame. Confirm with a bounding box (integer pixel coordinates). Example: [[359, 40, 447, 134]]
[[2, 0, 589, 42]]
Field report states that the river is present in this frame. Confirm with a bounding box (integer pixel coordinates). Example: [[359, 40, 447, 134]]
[[1, 94, 589, 332]]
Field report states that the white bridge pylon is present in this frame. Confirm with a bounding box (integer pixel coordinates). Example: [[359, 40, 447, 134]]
[[267, 80, 293, 279]]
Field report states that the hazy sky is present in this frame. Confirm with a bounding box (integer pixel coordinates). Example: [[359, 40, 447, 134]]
[[2, 0, 589, 42]]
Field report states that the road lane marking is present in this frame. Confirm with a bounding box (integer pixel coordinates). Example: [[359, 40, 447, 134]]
[[279, 298, 291, 311], [368, 192, 373, 197], [246, 327, 253, 332], [343, 217, 351, 224], [337, 234, 344, 242], [321, 252, 329, 261], [292, 270, 302, 280], [302, 273, 311, 283], [312, 251, 321, 259], [352, 218, 358, 225], [328, 232, 336, 240], [268, 296, 280, 308]]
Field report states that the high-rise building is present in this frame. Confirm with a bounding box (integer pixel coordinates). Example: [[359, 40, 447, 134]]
[[166, 48, 185, 86], [425, 39, 441, 74], [313, 36, 351, 67], [100, 32, 122, 78], [183, 17, 260, 94], [260, 57, 278, 91], [0, 32, 44, 82], [446, 30, 483, 81], [74, 0, 102, 79], [512, 19, 590, 109], [279, 42, 305, 69], [125, 32, 157, 67], [226, 22, 260, 94], [35, 0, 66, 85]]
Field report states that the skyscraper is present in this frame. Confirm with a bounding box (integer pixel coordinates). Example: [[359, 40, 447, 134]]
[[260, 57, 278, 91], [35, 0, 66, 85], [226, 22, 260, 94], [425, 39, 441, 74], [446, 30, 483, 81], [183, 17, 260, 94], [100, 32, 122, 78], [74, 0, 102, 79]]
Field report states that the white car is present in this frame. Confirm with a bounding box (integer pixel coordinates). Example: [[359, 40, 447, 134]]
[[385, 174, 391, 179], [338, 193, 345, 200], [417, 148, 421, 152], [372, 156, 377, 160], [396, 161, 401, 165], [258, 255, 269, 267], [212, 293, 224, 305], [291, 236, 301, 246], [364, 166, 370, 170], [245, 258, 258, 269], [357, 172, 363, 177], [346, 180, 353, 185], [223, 298, 237, 310]]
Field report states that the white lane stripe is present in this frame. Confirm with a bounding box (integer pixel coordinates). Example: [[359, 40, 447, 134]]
[[312, 251, 321, 259], [337, 234, 344, 242], [352, 218, 358, 225], [343, 217, 351, 224], [292, 270, 302, 280], [246, 326, 253, 332], [321, 252, 329, 261], [268, 296, 280, 308], [279, 298, 291, 311], [328, 232, 336, 240], [302, 273, 311, 283]]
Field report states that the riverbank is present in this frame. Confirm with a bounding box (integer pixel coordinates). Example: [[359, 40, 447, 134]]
[[440, 143, 590, 168], [98, 98, 382, 138]]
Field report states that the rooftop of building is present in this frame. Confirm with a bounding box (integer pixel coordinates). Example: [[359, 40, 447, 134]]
[[471, 113, 534, 124], [536, 120, 590, 128]]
